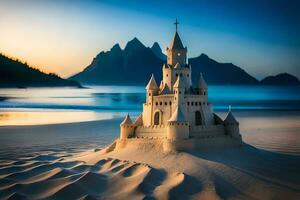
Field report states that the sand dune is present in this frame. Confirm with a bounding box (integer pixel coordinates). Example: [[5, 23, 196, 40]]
[[1, 141, 299, 200]]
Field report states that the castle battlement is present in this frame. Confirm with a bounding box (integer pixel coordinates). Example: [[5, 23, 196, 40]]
[[118, 20, 242, 152]]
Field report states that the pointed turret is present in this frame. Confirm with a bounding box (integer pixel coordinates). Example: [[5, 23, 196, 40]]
[[168, 106, 187, 122], [223, 107, 241, 141], [120, 114, 133, 125], [167, 105, 189, 140], [145, 74, 159, 91], [120, 113, 135, 140], [198, 73, 207, 89], [134, 114, 143, 126], [224, 111, 238, 124]]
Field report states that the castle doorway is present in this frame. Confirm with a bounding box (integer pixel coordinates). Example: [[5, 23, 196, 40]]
[[195, 111, 202, 125], [154, 112, 160, 125]]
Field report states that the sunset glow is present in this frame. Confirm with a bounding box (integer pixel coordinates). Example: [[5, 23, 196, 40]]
[[1, 0, 299, 79]]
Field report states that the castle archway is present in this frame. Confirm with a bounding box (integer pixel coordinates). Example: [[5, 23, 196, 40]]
[[195, 111, 202, 125], [154, 111, 160, 125]]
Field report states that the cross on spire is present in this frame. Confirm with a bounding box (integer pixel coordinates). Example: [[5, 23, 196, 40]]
[[174, 19, 179, 32]]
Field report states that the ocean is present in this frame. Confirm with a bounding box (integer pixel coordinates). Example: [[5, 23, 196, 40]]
[[0, 85, 300, 158]]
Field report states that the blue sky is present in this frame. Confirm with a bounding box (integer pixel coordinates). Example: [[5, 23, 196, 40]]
[[0, 0, 299, 79]]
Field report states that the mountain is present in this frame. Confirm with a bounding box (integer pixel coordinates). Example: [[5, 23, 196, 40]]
[[71, 38, 164, 85], [189, 54, 259, 85], [70, 38, 297, 86], [260, 73, 300, 85], [151, 42, 167, 61], [0, 54, 80, 88]]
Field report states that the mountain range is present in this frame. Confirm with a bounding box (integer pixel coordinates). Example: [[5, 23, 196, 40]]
[[0, 54, 80, 88], [70, 38, 300, 86]]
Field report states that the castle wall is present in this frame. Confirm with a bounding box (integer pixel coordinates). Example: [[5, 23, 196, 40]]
[[135, 125, 167, 139], [183, 96, 214, 126], [148, 95, 174, 126], [167, 122, 189, 140], [190, 125, 225, 138], [143, 93, 214, 127], [142, 103, 152, 126]]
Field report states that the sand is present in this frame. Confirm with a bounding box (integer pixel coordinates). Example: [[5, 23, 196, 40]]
[[0, 117, 300, 200]]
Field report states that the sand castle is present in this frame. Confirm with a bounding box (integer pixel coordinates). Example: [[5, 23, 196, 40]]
[[118, 20, 242, 152]]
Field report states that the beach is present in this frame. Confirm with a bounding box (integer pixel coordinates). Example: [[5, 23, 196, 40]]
[[0, 112, 299, 200]]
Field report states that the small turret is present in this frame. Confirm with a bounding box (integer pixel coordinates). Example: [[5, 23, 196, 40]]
[[134, 114, 143, 126], [121, 114, 133, 125], [146, 74, 159, 91], [224, 111, 238, 125], [224, 107, 242, 141], [197, 73, 208, 95], [146, 74, 159, 104], [120, 114, 135, 140], [167, 106, 189, 140]]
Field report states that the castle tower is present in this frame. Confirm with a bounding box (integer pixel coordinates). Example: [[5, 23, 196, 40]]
[[166, 19, 187, 66], [163, 19, 191, 92], [120, 114, 135, 140], [167, 106, 189, 140]]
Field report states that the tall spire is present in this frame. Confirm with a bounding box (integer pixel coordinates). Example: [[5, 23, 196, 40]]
[[169, 32, 184, 50]]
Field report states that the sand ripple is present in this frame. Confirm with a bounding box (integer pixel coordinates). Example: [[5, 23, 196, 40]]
[[0, 144, 300, 200]]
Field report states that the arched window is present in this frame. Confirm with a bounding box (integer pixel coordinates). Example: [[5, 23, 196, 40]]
[[154, 112, 160, 125], [195, 111, 202, 126]]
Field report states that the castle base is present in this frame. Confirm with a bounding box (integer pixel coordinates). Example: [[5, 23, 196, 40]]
[[116, 136, 242, 153]]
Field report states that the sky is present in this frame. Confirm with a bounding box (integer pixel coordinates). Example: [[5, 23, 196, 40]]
[[0, 0, 299, 79]]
